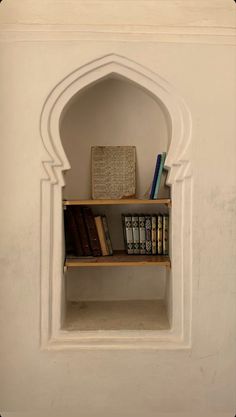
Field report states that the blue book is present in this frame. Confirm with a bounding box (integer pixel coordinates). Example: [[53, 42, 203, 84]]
[[153, 152, 166, 199], [149, 154, 162, 199]]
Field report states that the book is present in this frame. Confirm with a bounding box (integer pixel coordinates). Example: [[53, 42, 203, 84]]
[[123, 215, 134, 254], [163, 215, 169, 255], [64, 206, 83, 257], [139, 215, 146, 254], [64, 207, 82, 256], [82, 206, 102, 257], [151, 215, 157, 255], [122, 214, 127, 253], [145, 215, 152, 255], [132, 214, 140, 254], [74, 206, 91, 256], [102, 216, 113, 255], [157, 214, 163, 255], [91, 146, 136, 199], [150, 154, 162, 199], [153, 152, 167, 199], [94, 216, 109, 256]]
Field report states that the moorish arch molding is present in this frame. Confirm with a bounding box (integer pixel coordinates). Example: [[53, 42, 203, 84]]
[[40, 53, 192, 186], [40, 53, 192, 349]]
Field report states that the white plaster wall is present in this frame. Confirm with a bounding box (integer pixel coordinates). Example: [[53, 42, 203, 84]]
[[0, 1, 236, 416]]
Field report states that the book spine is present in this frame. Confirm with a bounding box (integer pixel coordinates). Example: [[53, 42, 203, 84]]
[[74, 206, 91, 256], [122, 214, 127, 252], [102, 216, 113, 255], [64, 207, 75, 256], [132, 214, 140, 254], [64, 206, 83, 257], [151, 215, 157, 255], [163, 215, 169, 255], [153, 152, 166, 199], [150, 154, 162, 199], [157, 214, 163, 255], [82, 207, 102, 256], [139, 215, 146, 255], [94, 216, 109, 256], [124, 215, 134, 254], [145, 215, 152, 255]]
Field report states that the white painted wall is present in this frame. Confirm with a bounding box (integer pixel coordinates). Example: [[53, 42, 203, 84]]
[[0, 1, 236, 416]]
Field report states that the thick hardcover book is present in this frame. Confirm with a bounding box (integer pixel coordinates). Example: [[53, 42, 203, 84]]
[[74, 206, 91, 256], [150, 154, 162, 199], [163, 215, 169, 255], [132, 214, 140, 254], [94, 216, 109, 256], [139, 215, 146, 255], [151, 215, 157, 255], [145, 215, 152, 255], [124, 215, 134, 254], [153, 152, 167, 199], [102, 216, 113, 255], [157, 214, 163, 255], [82, 206, 102, 256], [64, 207, 83, 257]]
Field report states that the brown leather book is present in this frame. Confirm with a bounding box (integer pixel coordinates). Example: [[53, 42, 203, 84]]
[[82, 206, 102, 256], [102, 216, 113, 255], [73, 206, 92, 256], [64, 206, 83, 256]]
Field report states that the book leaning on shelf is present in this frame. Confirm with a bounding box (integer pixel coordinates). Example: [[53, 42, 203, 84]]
[[149, 152, 167, 200], [94, 216, 113, 256], [64, 206, 113, 258]]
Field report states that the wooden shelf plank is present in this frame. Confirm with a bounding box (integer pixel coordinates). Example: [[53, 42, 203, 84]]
[[65, 251, 170, 268], [63, 198, 171, 207]]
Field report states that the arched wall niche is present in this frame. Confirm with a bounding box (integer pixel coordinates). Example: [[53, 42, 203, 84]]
[[40, 54, 192, 350], [59, 73, 171, 200]]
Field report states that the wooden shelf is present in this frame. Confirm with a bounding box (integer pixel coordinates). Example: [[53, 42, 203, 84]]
[[63, 198, 171, 207], [65, 251, 170, 268]]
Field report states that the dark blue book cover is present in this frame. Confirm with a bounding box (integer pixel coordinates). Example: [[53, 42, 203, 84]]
[[150, 154, 162, 199], [153, 152, 166, 199]]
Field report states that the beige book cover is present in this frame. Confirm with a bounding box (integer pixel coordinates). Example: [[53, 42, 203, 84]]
[[91, 146, 136, 199]]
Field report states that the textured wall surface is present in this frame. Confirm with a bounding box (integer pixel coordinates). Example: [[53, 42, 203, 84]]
[[0, 1, 236, 416]]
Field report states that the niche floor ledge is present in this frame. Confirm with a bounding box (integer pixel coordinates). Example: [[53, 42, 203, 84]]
[[63, 299, 170, 331]]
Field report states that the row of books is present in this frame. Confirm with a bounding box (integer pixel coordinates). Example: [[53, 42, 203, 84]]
[[64, 206, 113, 257], [122, 214, 169, 255], [150, 152, 166, 199]]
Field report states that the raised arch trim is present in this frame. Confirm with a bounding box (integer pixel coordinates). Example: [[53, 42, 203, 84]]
[[40, 53, 192, 350], [40, 54, 192, 186]]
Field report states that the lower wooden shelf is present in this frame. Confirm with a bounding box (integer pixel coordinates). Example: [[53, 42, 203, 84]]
[[65, 251, 170, 268]]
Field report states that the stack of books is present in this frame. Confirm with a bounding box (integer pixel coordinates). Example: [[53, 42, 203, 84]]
[[150, 152, 167, 199], [122, 214, 169, 255], [64, 206, 113, 258]]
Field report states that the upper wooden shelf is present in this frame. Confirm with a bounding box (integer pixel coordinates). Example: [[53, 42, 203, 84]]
[[63, 198, 171, 207]]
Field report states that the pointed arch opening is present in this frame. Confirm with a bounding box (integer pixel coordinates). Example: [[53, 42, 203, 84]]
[[40, 54, 192, 349]]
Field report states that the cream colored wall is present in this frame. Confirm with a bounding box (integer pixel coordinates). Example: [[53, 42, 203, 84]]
[[0, 1, 236, 416]]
